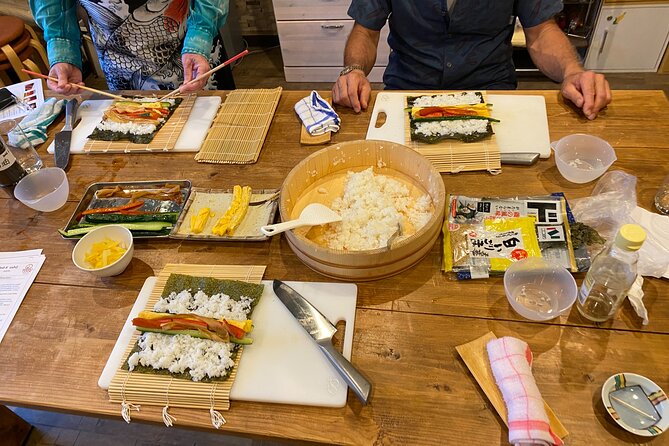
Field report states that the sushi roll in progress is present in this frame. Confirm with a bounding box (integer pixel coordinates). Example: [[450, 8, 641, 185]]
[[407, 92, 499, 143]]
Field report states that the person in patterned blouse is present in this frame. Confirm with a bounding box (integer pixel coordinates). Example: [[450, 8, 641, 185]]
[[333, 0, 611, 120], [30, 0, 233, 93]]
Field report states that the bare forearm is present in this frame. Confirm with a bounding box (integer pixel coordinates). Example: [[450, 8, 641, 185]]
[[344, 23, 380, 75], [525, 20, 583, 82]]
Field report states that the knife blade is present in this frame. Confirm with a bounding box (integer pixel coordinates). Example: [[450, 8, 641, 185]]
[[272, 280, 372, 405], [54, 98, 79, 170]]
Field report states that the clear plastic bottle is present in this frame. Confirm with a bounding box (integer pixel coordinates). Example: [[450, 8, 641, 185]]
[[576, 224, 646, 322]]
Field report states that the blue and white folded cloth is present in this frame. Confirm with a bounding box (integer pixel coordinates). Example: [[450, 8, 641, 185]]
[[294, 91, 340, 136], [9, 97, 66, 149]]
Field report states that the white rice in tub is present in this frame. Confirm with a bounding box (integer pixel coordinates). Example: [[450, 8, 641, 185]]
[[320, 168, 433, 251]]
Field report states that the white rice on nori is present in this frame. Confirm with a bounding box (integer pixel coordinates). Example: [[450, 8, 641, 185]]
[[412, 92, 482, 107], [414, 119, 489, 137], [153, 289, 253, 320], [127, 332, 235, 381], [95, 120, 156, 135]]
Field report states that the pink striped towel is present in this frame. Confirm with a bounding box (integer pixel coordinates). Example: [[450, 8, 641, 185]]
[[486, 337, 563, 446]]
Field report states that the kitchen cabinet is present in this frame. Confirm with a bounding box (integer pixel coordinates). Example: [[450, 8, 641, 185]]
[[585, 3, 669, 71], [271, 0, 391, 82]]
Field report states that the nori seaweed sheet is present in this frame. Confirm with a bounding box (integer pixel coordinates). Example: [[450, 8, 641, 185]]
[[123, 274, 264, 381], [122, 340, 240, 383], [161, 273, 264, 311], [88, 97, 183, 144], [407, 92, 493, 143]]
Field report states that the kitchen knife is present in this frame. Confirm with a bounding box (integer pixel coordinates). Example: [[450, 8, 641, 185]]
[[500, 152, 540, 165], [54, 98, 79, 170], [272, 280, 372, 405]]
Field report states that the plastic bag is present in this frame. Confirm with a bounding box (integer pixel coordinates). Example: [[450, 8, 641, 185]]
[[570, 170, 669, 278]]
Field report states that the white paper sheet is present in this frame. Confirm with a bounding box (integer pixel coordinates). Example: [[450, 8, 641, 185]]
[[0, 79, 45, 121], [0, 249, 45, 343]]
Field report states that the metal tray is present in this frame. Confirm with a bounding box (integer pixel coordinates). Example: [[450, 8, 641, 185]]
[[170, 187, 279, 241], [61, 180, 192, 239]]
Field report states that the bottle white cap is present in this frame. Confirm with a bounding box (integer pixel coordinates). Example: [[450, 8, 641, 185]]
[[614, 224, 646, 251]]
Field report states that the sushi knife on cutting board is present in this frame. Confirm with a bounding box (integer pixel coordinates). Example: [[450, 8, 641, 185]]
[[47, 96, 222, 154], [98, 278, 358, 408], [365, 92, 551, 163]]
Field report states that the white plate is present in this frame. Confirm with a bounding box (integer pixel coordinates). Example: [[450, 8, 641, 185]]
[[601, 372, 668, 436]]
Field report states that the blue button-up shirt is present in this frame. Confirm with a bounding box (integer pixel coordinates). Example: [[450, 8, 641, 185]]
[[348, 0, 563, 90]]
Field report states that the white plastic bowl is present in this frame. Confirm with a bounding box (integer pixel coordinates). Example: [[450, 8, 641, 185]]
[[503, 257, 577, 321], [72, 225, 134, 277], [552, 134, 616, 183], [14, 167, 69, 212]]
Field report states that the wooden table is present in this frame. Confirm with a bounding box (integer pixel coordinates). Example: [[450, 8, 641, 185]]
[[0, 90, 667, 445]]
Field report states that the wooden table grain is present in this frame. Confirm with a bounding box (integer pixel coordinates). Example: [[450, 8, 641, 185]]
[[0, 90, 667, 445]]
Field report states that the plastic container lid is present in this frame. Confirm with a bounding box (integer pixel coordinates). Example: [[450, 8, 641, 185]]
[[615, 224, 647, 251]]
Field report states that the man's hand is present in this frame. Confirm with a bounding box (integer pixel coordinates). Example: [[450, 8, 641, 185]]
[[181, 53, 211, 92], [561, 70, 611, 120], [47, 63, 83, 95], [332, 70, 371, 113]]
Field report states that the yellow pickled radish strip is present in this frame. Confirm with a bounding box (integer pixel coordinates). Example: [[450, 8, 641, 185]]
[[84, 237, 127, 269], [189, 207, 213, 234], [212, 185, 243, 235], [212, 185, 252, 236], [226, 186, 252, 235]]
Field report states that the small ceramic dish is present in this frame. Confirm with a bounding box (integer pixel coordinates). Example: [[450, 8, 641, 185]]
[[602, 372, 668, 436], [72, 225, 134, 277]]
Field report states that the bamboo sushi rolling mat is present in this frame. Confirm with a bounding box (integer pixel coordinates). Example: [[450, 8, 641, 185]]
[[195, 87, 282, 164], [83, 94, 197, 153], [403, 94, 501, 174], [108, 263, 266, 410]]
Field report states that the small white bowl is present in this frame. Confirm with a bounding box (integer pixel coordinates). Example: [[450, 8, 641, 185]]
[[72, 225, 134, 277], [602, 373, 668, 437], [14, 167, 69, 212], [503, 257, 577, 321]]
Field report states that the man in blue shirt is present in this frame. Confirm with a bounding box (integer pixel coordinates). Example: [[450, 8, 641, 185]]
[[333, 0, 611, 120]]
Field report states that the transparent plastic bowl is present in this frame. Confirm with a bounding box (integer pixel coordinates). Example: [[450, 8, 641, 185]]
[[503, 257, 577, 321], [13, 167, 69, 212], [72, 225, 134, 277], [552, 134, 617, 184]]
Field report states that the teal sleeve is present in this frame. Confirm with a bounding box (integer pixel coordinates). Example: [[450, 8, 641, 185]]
[[183, 0, 229, 58], [29, 0, 82, 69]]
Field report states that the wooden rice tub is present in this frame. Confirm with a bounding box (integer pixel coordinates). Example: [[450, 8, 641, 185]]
[[279, 140, 446, 281]]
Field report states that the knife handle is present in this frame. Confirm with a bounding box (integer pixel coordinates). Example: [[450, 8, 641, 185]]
[[499, 152, 540, 165], [318, 341, 372, 405], [64, 99, 79, 130]]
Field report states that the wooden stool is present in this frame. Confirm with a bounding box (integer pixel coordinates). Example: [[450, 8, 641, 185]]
[[0, 16, 49, 86]]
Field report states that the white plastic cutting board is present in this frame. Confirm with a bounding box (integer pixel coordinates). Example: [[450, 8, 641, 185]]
[[366, 92, 551, 158], [47, 96, 221, 154], [98, 278, 358, 408]]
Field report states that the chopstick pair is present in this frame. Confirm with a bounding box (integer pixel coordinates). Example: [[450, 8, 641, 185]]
[[158, 49, 249, 101], [21, 69, 126, 100]]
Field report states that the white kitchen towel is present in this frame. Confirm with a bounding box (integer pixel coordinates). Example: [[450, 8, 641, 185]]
[[294, 91, 340, 136], [487, 337, 563, 446], [9, 97, 65, 149]]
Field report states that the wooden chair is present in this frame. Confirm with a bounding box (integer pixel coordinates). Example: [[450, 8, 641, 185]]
[[0, 15, 49, 87]]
